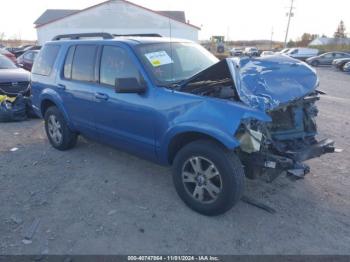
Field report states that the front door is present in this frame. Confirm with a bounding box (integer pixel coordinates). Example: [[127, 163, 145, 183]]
[[92, 45, 156, 160]]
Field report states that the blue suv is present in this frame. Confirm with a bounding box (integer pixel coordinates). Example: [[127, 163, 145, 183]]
[[31, 33, 334, 215]]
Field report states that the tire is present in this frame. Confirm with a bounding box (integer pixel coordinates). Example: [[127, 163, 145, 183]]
[[44, 106, 77, 150], [311, 60, 319, 67], [340, 63, 347, 71], [172, 139, 245, 216]]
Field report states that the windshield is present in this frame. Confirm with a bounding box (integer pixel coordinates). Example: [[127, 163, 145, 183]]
[[136, 42, 218, 86], [0, 55, 17, 69]]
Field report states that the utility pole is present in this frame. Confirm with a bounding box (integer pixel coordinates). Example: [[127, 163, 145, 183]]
[[284, 0, 295, 48], [270, 27, 274, 50]]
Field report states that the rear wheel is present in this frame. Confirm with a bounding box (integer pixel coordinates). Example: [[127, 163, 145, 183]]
[[44, 106, 77, 150], [172, 140, 245, 216], [341, 63, 347, 71]]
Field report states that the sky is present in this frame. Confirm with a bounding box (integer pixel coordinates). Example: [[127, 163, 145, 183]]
[[0, 0, 349, 41]]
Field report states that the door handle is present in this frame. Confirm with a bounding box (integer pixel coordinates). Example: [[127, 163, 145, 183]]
[[95, 92, 109, 101], [57, 84, 66, 90]]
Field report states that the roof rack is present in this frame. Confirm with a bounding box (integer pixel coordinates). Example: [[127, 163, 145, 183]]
[[52, 33, 113, 41], [52, 33, 162, 41], [113, 33, 162, 37]]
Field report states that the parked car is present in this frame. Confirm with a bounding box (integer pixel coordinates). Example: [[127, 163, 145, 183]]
[[260, 51, 275, 56], [286, 48, 319, 60], [332, 57, 350, 71], [244, 47, 259, 56], [230, 47, 243, 56], [13, 45, 41, 58], [0, 55, 30, 97], [278, 48, 290, 54], [17, 50, 39, 71], [306, 52, 350, 66], [343, 62, 350, 72], [31, 33, 334, 216], [6, 47, 21, 53], [0, 48, 17, 64]]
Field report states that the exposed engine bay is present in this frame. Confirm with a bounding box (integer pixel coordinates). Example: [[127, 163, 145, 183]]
[[177, 56, 335, 180]]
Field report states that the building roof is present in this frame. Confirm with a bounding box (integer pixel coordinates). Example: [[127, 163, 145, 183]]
[[34, 0, 199, 29], [309, 37, 350, 46], [157, 11, 186, 23], [34, 9, 78, 25]]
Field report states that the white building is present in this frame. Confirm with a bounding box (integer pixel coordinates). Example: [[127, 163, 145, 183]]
[[308, 37, 350, 46], [34, 0, 200, 45]]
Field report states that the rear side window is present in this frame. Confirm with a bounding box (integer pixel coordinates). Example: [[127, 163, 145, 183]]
[[335, 53, 345, 58], [32, 45, 60, 76], [71, 45, 97, 82]]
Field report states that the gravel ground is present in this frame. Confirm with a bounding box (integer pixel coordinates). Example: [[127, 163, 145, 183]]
[[0, 68, 349, 255]]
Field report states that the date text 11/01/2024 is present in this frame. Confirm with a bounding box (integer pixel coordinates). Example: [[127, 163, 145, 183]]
[[127, 255, 219, 261]]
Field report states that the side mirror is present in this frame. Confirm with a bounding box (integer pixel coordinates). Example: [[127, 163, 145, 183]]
[[115, 77, 146, 93]]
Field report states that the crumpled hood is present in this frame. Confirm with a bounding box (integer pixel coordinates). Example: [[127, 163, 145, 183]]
[[227, 55, 318, 111]]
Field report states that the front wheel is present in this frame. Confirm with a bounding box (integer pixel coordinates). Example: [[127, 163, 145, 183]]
[[172, 140, 245, 216]]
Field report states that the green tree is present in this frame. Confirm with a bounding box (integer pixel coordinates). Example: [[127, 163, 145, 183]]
[[287, 39, 296, 47], [298, 33, 319, 46]]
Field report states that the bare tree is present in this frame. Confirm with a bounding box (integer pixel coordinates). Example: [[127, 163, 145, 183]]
[[334, 20, 346, 38]]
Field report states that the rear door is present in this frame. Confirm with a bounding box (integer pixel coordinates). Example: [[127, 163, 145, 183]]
[[324, 53, 334, 65], [57, 44, 99, 136]]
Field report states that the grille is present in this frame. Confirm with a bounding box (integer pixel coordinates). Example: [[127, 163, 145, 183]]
[[269, 107, 295, 131], [0, 81, 29, 95]]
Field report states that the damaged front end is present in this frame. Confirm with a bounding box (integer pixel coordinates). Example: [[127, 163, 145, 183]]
[[179, 55, 335, 180], [236, 95, 335, 181]]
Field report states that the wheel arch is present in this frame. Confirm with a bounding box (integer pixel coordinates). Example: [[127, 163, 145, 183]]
[[166, 130, 239, 165], [41, 99, 57, 117], [39, 91, 74, 130]]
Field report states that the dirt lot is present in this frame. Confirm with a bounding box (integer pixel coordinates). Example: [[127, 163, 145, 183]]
[[0, 68, 349, 255]]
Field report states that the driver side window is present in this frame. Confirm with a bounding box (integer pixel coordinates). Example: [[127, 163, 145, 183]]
[[100, 46, 140, 87]]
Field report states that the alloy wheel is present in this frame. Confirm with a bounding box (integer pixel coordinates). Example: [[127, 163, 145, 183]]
[[47, 115, 63, 145], [181, 156, 223, 204]]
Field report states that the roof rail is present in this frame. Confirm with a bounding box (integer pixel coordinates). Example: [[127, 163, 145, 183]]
[[112, 33, 162, 37], [52, 32, 113, 41]]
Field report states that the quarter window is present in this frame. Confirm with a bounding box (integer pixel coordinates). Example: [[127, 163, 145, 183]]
[[32, 45, 60, 76], [100, 46, 140, 86]]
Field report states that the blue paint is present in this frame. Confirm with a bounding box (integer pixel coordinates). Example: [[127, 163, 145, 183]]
[[228, 55, 318, 111], [30, 38, 322, 166]]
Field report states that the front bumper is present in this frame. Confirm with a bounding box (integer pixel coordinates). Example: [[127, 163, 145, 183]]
[[285, 138, 335, 162], [241, 138, 335, 180]]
